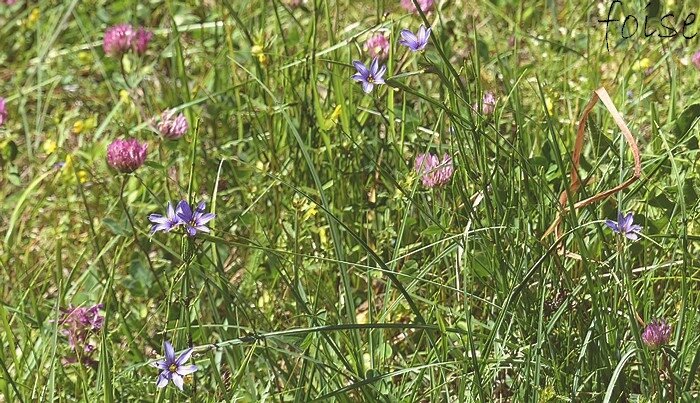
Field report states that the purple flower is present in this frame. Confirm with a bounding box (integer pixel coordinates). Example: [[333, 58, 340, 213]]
[[399, 25, 431, 52], [59, 304, 104, 367], [605, 212, 642, 241], [103, 24, 135, 57], [153, 341, 198, 390], [133, 27, 153, 55], [400, 0, 434, 13], [692, 51, 700, 70], [60, 304, 104, 349], [4, 0, 17, 5], [107, 138, 148, 173], [157, 109, 188, 140], [473, 91, 497, 115], [414, 152, 454, 188], [177, 201, 216, 236], [149, 202, 183, 234], [352, 58, 386, 94], [364, 33, 390, 61], [0, 97, 7, 126], [641, 319, 671, 349]]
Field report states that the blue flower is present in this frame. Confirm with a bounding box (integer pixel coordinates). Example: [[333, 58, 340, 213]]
[[605, 212, 642, 241], [399, 25, 431, 52], [148, 202, 183, 234], [153, 341, 198, 390], [352, 58, 386, 94], [177, 201, 216, 236]]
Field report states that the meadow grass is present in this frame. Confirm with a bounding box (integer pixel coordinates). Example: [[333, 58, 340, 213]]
[[1, 0, 700, 401]]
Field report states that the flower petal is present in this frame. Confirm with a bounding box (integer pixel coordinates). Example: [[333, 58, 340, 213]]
[[362, 82, 374, 93], [175, 348, 194, 365], [164, 341, 176, 363], [352, 61, 368, 77], [176, 364, 198, 376], [604, 219, 619, 232], [171, 373, 184, 390], [156, 372, 170, 388]]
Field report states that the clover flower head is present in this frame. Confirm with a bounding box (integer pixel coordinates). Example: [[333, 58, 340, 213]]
[[157, 109, 188, 140], [641, 319, 671, 350], [365, 33, 390, 61], [399, 25, 431, 52], [177, 200, 216, 236], [605, 212, 642, 241], [153, 341, 198, 390], [474, 91, 497, 115], [692, 50, 700, 70], [400, 0, 434, 14], [106, 138, 148, 173], [351, 58, 386, 94], [133, 27, 153, 55], [414, 152, 454, 188], [103, 24, 135, 57], [0, 97, 7, 126]]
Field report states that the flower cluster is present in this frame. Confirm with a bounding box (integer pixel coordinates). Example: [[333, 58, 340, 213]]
[[59, 304, 105, 367], [0, 97, 7, 126], [157, 109, 188, 140], [103, 24, 152, 58], [149, 200, 216, 236], [414, 152, 454, 188], [364, 33, 390, 61], [400, 0, 434, 14], [605, 212, 642, 241], [641, 319, 671, 350], [107, 138, 148, 173], [153, 341, 198, 390]]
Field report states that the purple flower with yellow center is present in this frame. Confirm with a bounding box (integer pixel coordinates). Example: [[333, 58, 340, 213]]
[[399, 25, 431, 52], [605, 212, 642, 241], [157, 109, 188, 140], [0, 97, 7, 126], [153, 341, 198, 390], [133, 27, 153, 55], [177, 201, 215, 236], [352, 58, 386, 94], [106, 138, 148, 173], [103, 24, 135, 57], [641, 319, 671, 350], [149, 202, 183, 234]]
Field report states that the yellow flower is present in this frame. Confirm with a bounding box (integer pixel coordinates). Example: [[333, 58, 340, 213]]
[[119, 90, 130, 103], [633, 58, 652, 72], [26, 8, 40, 28], [72, 120, 85, 134], [251, 44, 268, 65], [42, 139, 57, 154], [78, 51, 92, 64], [77, 170, 89, 183]]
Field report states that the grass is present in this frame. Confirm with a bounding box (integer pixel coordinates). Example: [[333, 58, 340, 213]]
[[1, 0, 700, 401]]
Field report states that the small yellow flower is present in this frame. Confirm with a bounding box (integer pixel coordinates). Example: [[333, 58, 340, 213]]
[[77, 170, 89, 183], [251, 44, 268, 65], [119, 90, 130, 103], [42, 139, 57, 154], [26, 8, 40, 28], [72, 120, 85, 134], [633, 58, 652, 72], [78, 51, 92, 64]]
